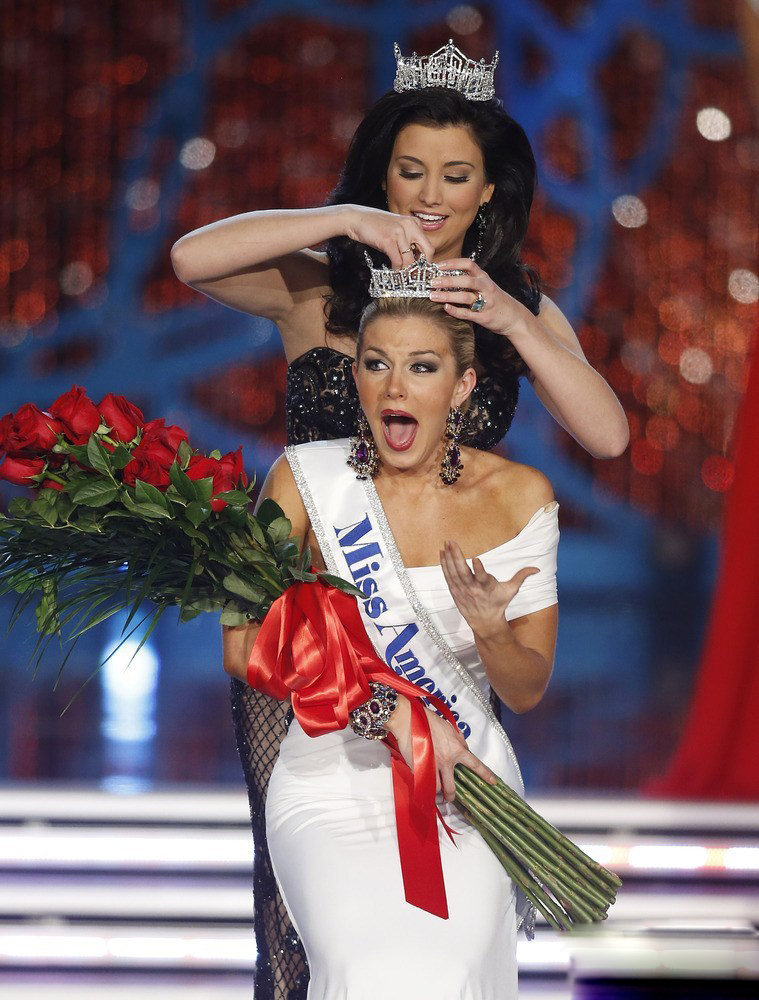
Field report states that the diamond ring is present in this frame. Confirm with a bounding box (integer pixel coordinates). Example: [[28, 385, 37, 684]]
[[400, 247, 414, 255], [471, 292, 486, 312]]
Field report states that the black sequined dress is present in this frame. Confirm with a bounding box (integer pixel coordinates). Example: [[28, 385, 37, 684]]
[[230, 346, 520, 999]]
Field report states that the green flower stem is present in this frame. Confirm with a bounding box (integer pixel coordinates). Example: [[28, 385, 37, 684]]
[[465, 764, 619, 892], [488, 773, 622, 891], [458, 798, 570, 930], [456, 770, 610, 918], [456, 777, 602, 923], [476, 822, 570, 933], [458, 801, 571, 931], [456, 768, 614, 912]]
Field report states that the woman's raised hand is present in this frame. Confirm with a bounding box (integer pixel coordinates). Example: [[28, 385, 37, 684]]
[[386, 695, 498, 802], [428, 258, 526, 338], [344, 206, 435, 268], [440, 540, 539, 641]]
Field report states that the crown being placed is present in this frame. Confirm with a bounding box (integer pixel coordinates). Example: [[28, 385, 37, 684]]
[[365, 251, 464, 299], [393, 39, 498, 102]]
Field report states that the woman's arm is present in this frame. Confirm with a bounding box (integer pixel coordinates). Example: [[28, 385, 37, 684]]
[[431, 264, 630, 459], [440, 542, 557, 713], [170, 206, 434, 360], [509, 294, 630, 460], [221, 455, 310, 681], [439, 462, 558, 713]]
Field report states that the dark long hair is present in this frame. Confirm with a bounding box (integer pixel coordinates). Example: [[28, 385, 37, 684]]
[[324, 88, 541, 379]]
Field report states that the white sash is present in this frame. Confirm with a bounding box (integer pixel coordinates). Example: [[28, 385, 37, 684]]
[[285, 439, 524, 795], [286, 438, 537, 935]]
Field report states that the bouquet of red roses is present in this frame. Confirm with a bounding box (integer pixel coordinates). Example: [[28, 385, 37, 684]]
[[0, 387, 620, 931], [0, 386, 355, 673]]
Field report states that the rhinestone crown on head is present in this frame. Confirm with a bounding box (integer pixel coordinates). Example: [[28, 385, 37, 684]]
[[365, 251, 464, 299], [393, 39, 498, 102]]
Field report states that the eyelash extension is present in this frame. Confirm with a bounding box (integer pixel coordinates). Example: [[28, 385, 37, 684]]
[[398, 170, 470, 184]]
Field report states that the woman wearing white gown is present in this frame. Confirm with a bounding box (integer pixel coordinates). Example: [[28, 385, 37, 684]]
[[223, 295, 559, 999]]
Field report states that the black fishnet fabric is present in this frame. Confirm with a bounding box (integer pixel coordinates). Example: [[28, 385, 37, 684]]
[[230, 680, 309, 999], [232, 346, 520, 999]]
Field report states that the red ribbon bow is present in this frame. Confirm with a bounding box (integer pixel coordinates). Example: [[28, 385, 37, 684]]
[[247, 580, 458, 919]]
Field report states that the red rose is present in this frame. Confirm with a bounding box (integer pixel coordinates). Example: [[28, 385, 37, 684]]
[[187, 448, 246, 511], [122, 438, 173, 490], [0, 454, 45, 485], [98, 393, 144, 443], [50, 386, 101, 445], [41, 479, 63, 492], [0, 404, 63, 454], [219, 447, 247, 488], [141, 418, 189, 464]]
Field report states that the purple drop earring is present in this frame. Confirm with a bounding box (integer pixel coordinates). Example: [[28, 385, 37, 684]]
[[347, 413, 380, 479], [440, 407, 464, 485]]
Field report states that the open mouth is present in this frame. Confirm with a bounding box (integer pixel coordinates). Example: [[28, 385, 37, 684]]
[[412, 211, 448, 232], [381, 410, 418, 451]]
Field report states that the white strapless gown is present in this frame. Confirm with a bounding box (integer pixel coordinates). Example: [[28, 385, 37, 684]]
[[265, 503, 559, 1000]]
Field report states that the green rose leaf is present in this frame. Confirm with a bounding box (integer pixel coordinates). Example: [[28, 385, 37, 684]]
[[135, 480, 170, 512], [248, 519, 266, 547], [177, 440, 193, 470], [169, 462, 198, 502], [267, 516, 292, 545], [31, 496, 58, 527], [222, 572, 266, 604], [72, 481, 120, 507], [214, 489, 249, 508], [186, 502, 212, 528], [319, 573, 365, 599], [73, 509, 103, 532], [66, 444, 90, 465], [110, 444, 133, 470], [55, 494, 74, 521], [128, 501, 173, 520], [256, 498, 285, 528], [8, 498, 32, 518], [220, 609, 252, 626], [289, 567, 318, 583], [86, 436, 114, 477], [192, 476, 214, 504]]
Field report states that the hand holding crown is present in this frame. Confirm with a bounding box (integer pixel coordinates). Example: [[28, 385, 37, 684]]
[[343, 206, 435, 269], [427, 257, 532, 341]]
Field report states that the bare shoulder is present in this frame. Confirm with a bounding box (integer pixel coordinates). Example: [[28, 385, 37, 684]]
[[466, 450, 554, 527], [502, 460, 555, 514]]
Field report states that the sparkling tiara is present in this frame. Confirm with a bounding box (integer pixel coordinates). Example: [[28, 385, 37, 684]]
[[364, 251, 464, 299], [393, 39, 498, 102]]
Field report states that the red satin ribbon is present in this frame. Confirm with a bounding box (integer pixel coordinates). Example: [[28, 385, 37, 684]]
[[247, 580, 459, 919]]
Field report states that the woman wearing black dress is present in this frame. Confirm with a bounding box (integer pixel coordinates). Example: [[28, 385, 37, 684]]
[[172, 56, 628, 999]]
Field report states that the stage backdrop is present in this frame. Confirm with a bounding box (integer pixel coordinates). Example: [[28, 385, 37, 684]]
[[0, 0, 756, 793]]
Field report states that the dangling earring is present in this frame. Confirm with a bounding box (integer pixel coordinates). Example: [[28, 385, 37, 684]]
[[440, 408, 464, 486], [348, 413, 380, 479], [470, 204, 488, 262]]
